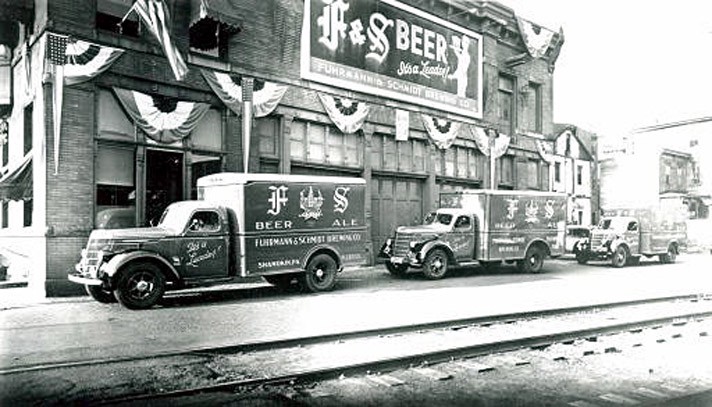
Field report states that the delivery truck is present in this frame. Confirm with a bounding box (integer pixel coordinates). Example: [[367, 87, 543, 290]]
[[69, 173, 369, 309], [380, 190, 567, 278], [574, 207, 687, 267]]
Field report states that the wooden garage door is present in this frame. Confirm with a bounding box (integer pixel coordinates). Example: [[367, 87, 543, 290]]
[[371, 177, 423, 256]]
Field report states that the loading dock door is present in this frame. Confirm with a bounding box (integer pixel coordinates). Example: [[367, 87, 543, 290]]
[[371, 177, 423, 257]]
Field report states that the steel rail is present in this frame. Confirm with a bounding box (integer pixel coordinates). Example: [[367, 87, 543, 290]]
[[1, 294, 704, 376], [97, 306, 712, 406]]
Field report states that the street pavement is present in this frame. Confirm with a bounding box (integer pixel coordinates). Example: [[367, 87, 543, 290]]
[[2, 253, 712, 372]]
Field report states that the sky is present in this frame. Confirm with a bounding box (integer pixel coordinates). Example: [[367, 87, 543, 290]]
[[496, 0, 712, 137]]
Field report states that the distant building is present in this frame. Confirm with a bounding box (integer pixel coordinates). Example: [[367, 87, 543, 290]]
[[549, 124, 599, 226]]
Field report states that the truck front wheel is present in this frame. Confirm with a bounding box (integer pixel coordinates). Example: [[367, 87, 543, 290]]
[[385, 262, 408, 278], [85, 284, 117, 303], [113, 262, 166, 309], [300, 254, 338, 293], [518, 247, 544, 273], [611, 246, 629, 268], [575, 251, 589, 265], [422, 249, 448, 280]]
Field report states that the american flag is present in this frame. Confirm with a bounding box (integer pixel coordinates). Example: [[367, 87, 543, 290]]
[[47, 34, 68, 65]]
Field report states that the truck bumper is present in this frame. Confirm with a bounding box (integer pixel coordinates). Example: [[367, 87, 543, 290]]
[[68, 273, 103, 286], [387, 255, 422, 268]]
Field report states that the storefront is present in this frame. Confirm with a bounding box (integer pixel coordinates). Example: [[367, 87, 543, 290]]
[[0, 0, 564, 297]]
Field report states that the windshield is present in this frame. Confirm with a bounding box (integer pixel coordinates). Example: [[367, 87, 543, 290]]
[[424, 212, 453, 226], [597, 217, 629, 231], [158, 204, 190, 232]]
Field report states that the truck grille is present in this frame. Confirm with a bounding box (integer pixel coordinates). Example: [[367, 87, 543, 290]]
[[393, 232, 414, 257], [590, 234, 603, 248], [83, 239, 111, 267]]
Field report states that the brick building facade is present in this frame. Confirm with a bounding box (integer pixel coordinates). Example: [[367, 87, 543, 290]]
[[0, 0, 564, 297]]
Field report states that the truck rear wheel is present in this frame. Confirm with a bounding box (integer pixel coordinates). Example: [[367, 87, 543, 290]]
[[611, 246, 629, 268], [385, 262, 408, 278], [85, 284, 117, 303], [422, 249, 448, 280], [113, 262, 166, 309], [299, 254, 337, 292], [659, 245, 677, 264], [518, 247, 544, 273]]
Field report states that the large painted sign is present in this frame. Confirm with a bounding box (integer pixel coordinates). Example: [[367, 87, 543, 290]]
[[301, 0, 483, 119]]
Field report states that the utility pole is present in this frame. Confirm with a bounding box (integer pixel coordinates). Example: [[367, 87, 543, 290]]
[[487, 128, 498, 189]]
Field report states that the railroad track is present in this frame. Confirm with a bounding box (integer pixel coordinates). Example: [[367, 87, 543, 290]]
[[2, 294, 712, 406]]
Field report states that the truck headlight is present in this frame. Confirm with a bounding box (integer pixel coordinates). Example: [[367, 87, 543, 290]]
[[97, 250, 105, 263], [409, 241, 418, 250]]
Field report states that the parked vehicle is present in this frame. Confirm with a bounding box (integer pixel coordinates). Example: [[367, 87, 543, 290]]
[[380, 190, 567, 279], [574, 207, 687, 267], [565, 225, 591, 255], [69, 173, 369, 309]]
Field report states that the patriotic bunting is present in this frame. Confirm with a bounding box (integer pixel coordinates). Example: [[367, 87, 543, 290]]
[[113, 88, 211, 144], [516, 17, 556, 59], [46, 33, 124, 174], [200, 69, 288, 117], [123, 0, 188, 81], [317, 93, 370, 134], [421, 114, 461, 150], [469, 126, 511, 158]]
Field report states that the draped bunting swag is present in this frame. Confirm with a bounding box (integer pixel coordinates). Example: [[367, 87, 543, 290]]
[[317, 93, 370, 134], [200, 69, 288, 117], [112, 88, 211, 143], [469, 126, 511, 158], [124, 0, 188, 81], [535, 139, 556, 164], [421, 114, 461, 149], [45, 33, 124, 174], [516, 17, 556, 59]]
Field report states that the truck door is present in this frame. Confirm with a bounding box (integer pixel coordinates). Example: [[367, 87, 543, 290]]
[[180, 210, 230, 279], [625, 220, 641, 255], [453, 215, 476, 261]]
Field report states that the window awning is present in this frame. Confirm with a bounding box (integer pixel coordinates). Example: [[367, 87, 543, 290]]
[[0, 153, 32, 201], [190, 0, 243, 30]]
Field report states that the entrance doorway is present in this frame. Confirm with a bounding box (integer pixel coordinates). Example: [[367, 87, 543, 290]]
[[146, 149, 183, 226]]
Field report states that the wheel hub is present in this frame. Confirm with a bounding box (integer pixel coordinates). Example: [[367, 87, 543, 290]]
[[136, 280, 151, 293], [315, 268, 325, 279]]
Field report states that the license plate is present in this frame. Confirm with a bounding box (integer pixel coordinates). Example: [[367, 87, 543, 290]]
[[390, 257, 404, 264]]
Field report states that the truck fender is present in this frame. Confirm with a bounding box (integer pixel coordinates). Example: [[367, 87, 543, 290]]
[[301, 244, 343, 272], [523, 239, 551, 257], [103, 251, 181, 282], [610, 239, 628, 253], [418, 241, 455, 264]]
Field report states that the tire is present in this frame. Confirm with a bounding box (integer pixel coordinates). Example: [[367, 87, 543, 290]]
[[575, 251, 589, 265], [264, 274, 300, 292], [113, 262, 166, 309], [85, 284, 117, 304], [422, 249, 448, 280], [299, 254, 338, 293], [659, 245, 677, 264], [518, 247, 544, 273], [611, 245, 628, 268], [385, 262, 408, 278]]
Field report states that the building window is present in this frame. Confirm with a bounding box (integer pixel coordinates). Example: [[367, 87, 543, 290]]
[[577, 164, 583, 185], [498, 75, 514, 135], [290, 120, 362, 168], [498, 155, 515, 188], [372, 134, 427, 173], [23, 103, 32, 155], [554, 162, 561, 183], [23, 199, 32, 227], [189, 23, 230, 60], [95, 144, 135, 226], [517, 159, 540, 190], [191, 108, 223, 151], [526, 82, 542, 133], [96, 0, 140, 37], [1, 201, 7, 228]]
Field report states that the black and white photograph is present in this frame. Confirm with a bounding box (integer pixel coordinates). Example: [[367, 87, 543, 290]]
[[1, 0, 712, 405]]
